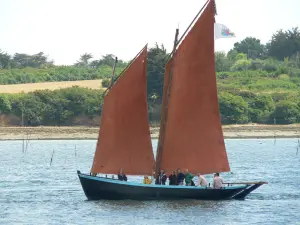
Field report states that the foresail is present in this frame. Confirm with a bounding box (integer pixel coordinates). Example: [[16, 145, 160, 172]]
[[91, 46, 154, 175], [157, 0, 230, 175]]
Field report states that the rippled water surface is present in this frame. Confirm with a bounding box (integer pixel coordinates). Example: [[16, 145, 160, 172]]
[[0, 139, 299, 225]]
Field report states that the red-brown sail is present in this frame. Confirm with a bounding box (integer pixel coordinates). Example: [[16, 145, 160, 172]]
[[91, 46, 154, 175], [156, 0, 230, 174]]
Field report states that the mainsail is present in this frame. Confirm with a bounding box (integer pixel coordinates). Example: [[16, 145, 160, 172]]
[[156, 0, 230, 175], [91, 45, 155, 175]]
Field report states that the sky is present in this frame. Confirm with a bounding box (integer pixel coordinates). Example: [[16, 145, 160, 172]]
[[1, 0, 299, 65]]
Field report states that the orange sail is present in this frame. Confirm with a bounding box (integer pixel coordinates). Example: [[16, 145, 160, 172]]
[[156, 0, 230, 175], [91, 45, 155, 175]]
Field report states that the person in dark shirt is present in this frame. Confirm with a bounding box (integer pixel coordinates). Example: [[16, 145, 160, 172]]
[[155, 170, 167, 185], [117, 168, 127, 181], [168, 170, 177, 185], [176, 168, 185, 185]]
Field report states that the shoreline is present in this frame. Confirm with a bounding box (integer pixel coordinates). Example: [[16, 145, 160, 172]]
[[0, 124, 299, 140]]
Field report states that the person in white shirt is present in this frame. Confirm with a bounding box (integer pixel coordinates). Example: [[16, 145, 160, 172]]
[[196, 173, 208, 187], [213, 173, 224, 189]]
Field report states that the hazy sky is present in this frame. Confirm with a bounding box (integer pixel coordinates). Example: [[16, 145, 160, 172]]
[[1, 0, 299, 65]]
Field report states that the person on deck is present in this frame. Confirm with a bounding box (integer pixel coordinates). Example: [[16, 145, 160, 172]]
[[118, 168, 127, 181], [143, 175, 152, 184], [152, 171, 156, 183], [176, 168, 185, 185], [213, 173, 224, 189], [196, 173, 208, 187], [184, 169, 195, 186], [155, 170, 167, 185], [168, 171, 177, 185]]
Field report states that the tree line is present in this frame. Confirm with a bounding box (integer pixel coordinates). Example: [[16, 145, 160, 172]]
[[0, 52, 127, 84], [0, 27, 300, 125]]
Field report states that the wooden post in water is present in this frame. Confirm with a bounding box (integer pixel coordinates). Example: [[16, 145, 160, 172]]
[[21, 106, 30, 153], [50, 149, 55, 166], [25, 134, 30, 153], [273, 118, 276, 146], [296, 133, 299, 156], [22, 109, 25, 153], [155, 28, 179, 176]]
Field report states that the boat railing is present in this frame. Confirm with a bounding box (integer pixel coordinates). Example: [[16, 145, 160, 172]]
[[223, 181, 268, 187]]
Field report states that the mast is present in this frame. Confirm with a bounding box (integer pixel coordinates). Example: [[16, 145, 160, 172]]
[[165, 0, 210, 61], [155, 29, 179, 176], [103, 57, 118, 96], [108, 57, 118, 89]]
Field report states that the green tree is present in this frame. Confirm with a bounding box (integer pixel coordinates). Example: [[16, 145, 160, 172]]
[[147, 43, 168, 102], [101, 78, 110, 87], [0, 95, 12, 113], [219, 92, 248, 124], [227, 49, 238, 62], [235, 53, 247, 60], [248, 94, 275, 123], [12, 52, 53, 68], [75, 53, 93, 67], [271, 100, 300, 124], [34, 90, 72, 125], [233, 37, 265, 59], [89, 60, 100, 68], [32, 52, 54, 68], [267, 27, 300, 60], [12, 94, 46, 126], [231, 53, 251, 71], [215, 52, 232, 72], [99, 54, 116, 67], [0, 50, 11, 69]]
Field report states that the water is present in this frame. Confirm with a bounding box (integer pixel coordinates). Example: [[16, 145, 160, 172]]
[[0, 139, 299, 225]]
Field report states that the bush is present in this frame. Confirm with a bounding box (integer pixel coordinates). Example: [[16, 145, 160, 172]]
[[101, 78, 111, 88], [218, 92, 248, 124], [270, 100, 300, 124], [231, 59, 251, 71]]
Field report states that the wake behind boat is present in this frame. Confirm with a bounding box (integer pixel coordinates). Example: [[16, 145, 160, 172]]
[[77, 0, 267, 201]]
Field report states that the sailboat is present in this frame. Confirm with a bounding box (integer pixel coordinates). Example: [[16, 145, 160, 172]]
[[77, 0, 267, 200]]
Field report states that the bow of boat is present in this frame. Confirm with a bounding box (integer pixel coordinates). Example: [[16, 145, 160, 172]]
[[223, 181, 268, 199]]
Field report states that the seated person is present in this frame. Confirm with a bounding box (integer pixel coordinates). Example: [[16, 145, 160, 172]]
[[176, 168, 185, 185], [118, 168, 127, 181], [168, 171, 177, 185], [155, 170, 167, 185], [184, 169, 195, 186], [213, 173, 223, 189], [196, 173, 208, 187], [143, 175, 152, 184]]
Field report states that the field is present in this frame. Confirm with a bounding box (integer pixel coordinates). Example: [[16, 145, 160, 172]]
[[0, 79, 104, 94]]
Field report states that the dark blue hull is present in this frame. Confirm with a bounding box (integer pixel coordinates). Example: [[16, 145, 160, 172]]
[[77, 171, 263, 200]]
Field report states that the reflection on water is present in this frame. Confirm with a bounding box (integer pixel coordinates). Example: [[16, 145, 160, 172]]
[[0, 139, 299, 225]]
